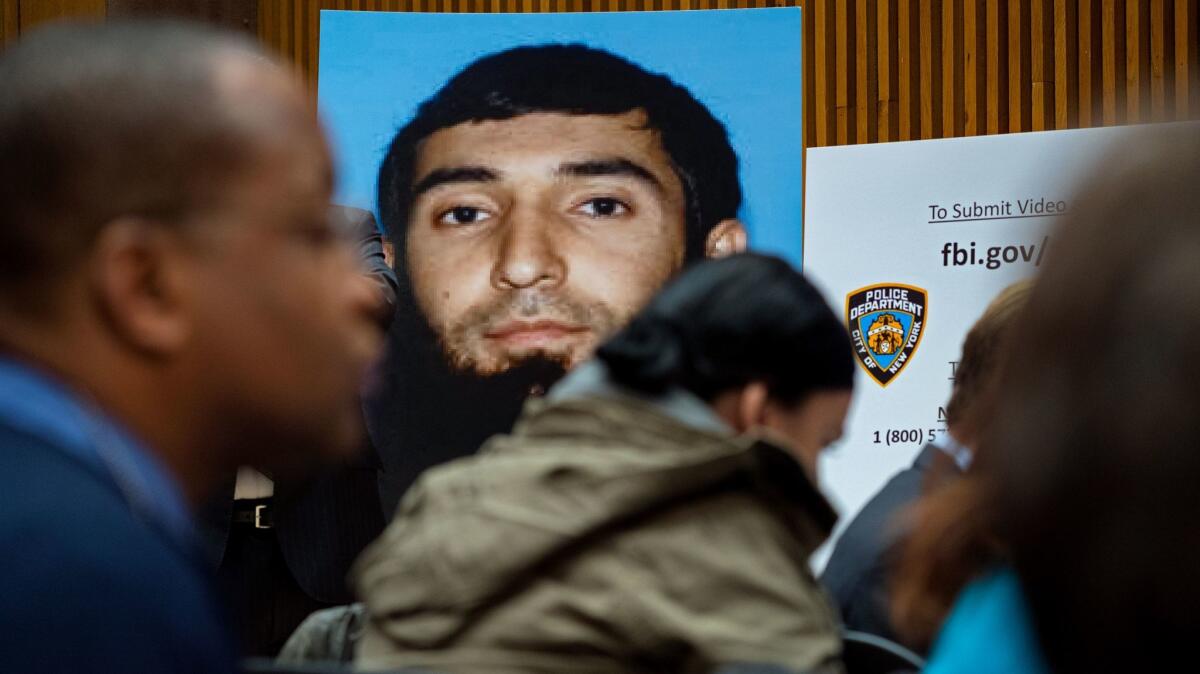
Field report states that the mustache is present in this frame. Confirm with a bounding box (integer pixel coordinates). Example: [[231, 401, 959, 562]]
[[452, 291, 606, 336]]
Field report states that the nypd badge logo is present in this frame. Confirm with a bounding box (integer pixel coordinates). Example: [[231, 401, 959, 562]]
[[846, 283, 928, 387]]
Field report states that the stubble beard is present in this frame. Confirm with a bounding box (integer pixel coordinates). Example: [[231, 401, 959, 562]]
[[438, 290, 625, 376]]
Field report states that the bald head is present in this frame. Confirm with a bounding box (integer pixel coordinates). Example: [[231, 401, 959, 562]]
[[0, 19, 324, 309], [0, 20, 379, 499]]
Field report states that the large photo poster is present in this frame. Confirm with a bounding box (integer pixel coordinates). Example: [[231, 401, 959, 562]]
[[803, 122, 1198, 566], [318, 8, 804, 511]]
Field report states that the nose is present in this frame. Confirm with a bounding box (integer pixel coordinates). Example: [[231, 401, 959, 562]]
[[489, 208, 566, 291]]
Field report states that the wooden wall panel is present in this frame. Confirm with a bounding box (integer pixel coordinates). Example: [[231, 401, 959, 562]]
[[811, 0, 833, 146], [877, 0, 899, 141], [18, 0, 104, 29], [106, 0, 255, 30], [1030, 0, 1050, 130], [1, 0, 20, 48], [836, 0, 851, 144], [898, 0, 916, 139], [1178, 0, 1200, 118], [856, 0, 877, 144], [943, 0, 960, 136], [963, 0, 983, 135], [794, 0, 1197, 143], [1, 0, 1197, 147], [1053, 0, 1075, 128]]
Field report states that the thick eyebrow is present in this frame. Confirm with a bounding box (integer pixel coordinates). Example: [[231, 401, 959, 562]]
[[555, 158, 664, 193], [411, 166, 499, 197]]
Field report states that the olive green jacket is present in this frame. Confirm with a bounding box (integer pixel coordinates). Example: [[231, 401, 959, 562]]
[[352, 394, 843, 674]]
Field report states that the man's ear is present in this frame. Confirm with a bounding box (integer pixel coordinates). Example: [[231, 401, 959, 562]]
[[88, 219, 192, 357], [705, 219, 748, 258]]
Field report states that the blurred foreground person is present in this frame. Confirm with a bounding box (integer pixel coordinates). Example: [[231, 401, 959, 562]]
[[822, 280, 1030, 651], [353, 253, 854, 674], [0, 20, 382, 674], [894, 125, 1200, 674], [202, 205, 394, 657]]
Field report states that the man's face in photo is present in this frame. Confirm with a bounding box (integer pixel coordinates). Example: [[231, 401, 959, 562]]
[[404, 110, 690, 375]]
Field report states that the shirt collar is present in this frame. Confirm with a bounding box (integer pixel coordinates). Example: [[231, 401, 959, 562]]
[[0, 357, 195, 549], [930, 429, 974, 471]]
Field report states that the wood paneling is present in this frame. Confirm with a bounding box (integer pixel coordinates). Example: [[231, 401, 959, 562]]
[[877, 0, 898, 141], [836, 0, 851, 144], [964, 0, 983, 135], [800, 0, 1197, 144], [811, 0, 833, 146], [1, 0, 20, 48], [106, 0, 256, 32], [2, 0, 1197, 146], [1053, 0, 1075, 128], [857, 0, 876, 144], [18, 0, 104, 30]]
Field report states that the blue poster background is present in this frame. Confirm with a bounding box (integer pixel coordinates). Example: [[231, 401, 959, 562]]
[[317, 7, 804, 266]]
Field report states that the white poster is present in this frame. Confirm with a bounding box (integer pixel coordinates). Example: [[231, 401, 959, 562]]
[[804, 122, 1196, 565]]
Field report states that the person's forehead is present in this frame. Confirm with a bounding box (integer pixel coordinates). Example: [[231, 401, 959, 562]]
[[203, 123, 332, 224], [414, 110, 674, 178], [212, 54, 329, 155], [216, 65, 333, 201]]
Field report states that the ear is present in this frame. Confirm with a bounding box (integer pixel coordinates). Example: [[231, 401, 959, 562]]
[[705, 218, 748, 258], [88, 219, 192, 357], [381, 239, 396, 270], [734, 381, 771, 433]]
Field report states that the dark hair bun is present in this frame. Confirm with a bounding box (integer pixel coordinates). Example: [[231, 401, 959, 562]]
[[594, 253, 854, 403], [596, 317, 686, 395]]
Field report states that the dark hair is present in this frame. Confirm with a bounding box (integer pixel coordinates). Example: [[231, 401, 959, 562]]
[[596, 253, 853, 404], [893, 126, 1200, 669], [0, 20, 268, 308], [377, 43, 741, 263], [986, 128, 1200, 674]]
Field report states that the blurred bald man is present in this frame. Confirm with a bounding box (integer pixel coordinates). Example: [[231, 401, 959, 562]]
[[0, 20, 382, 674]]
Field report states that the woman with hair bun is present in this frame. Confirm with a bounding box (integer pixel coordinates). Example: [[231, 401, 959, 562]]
[[351, 253, 856, 674]]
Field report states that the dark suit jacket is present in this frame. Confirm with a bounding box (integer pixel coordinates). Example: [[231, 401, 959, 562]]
[[0, 421, 237, 674], [820, 443, 962, 651], [202, 458, 387, 604], [201, 206, 395, 604]]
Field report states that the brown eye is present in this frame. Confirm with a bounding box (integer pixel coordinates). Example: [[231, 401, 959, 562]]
[[439, 206, 491, 226], [575, 197, 630, 218]]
